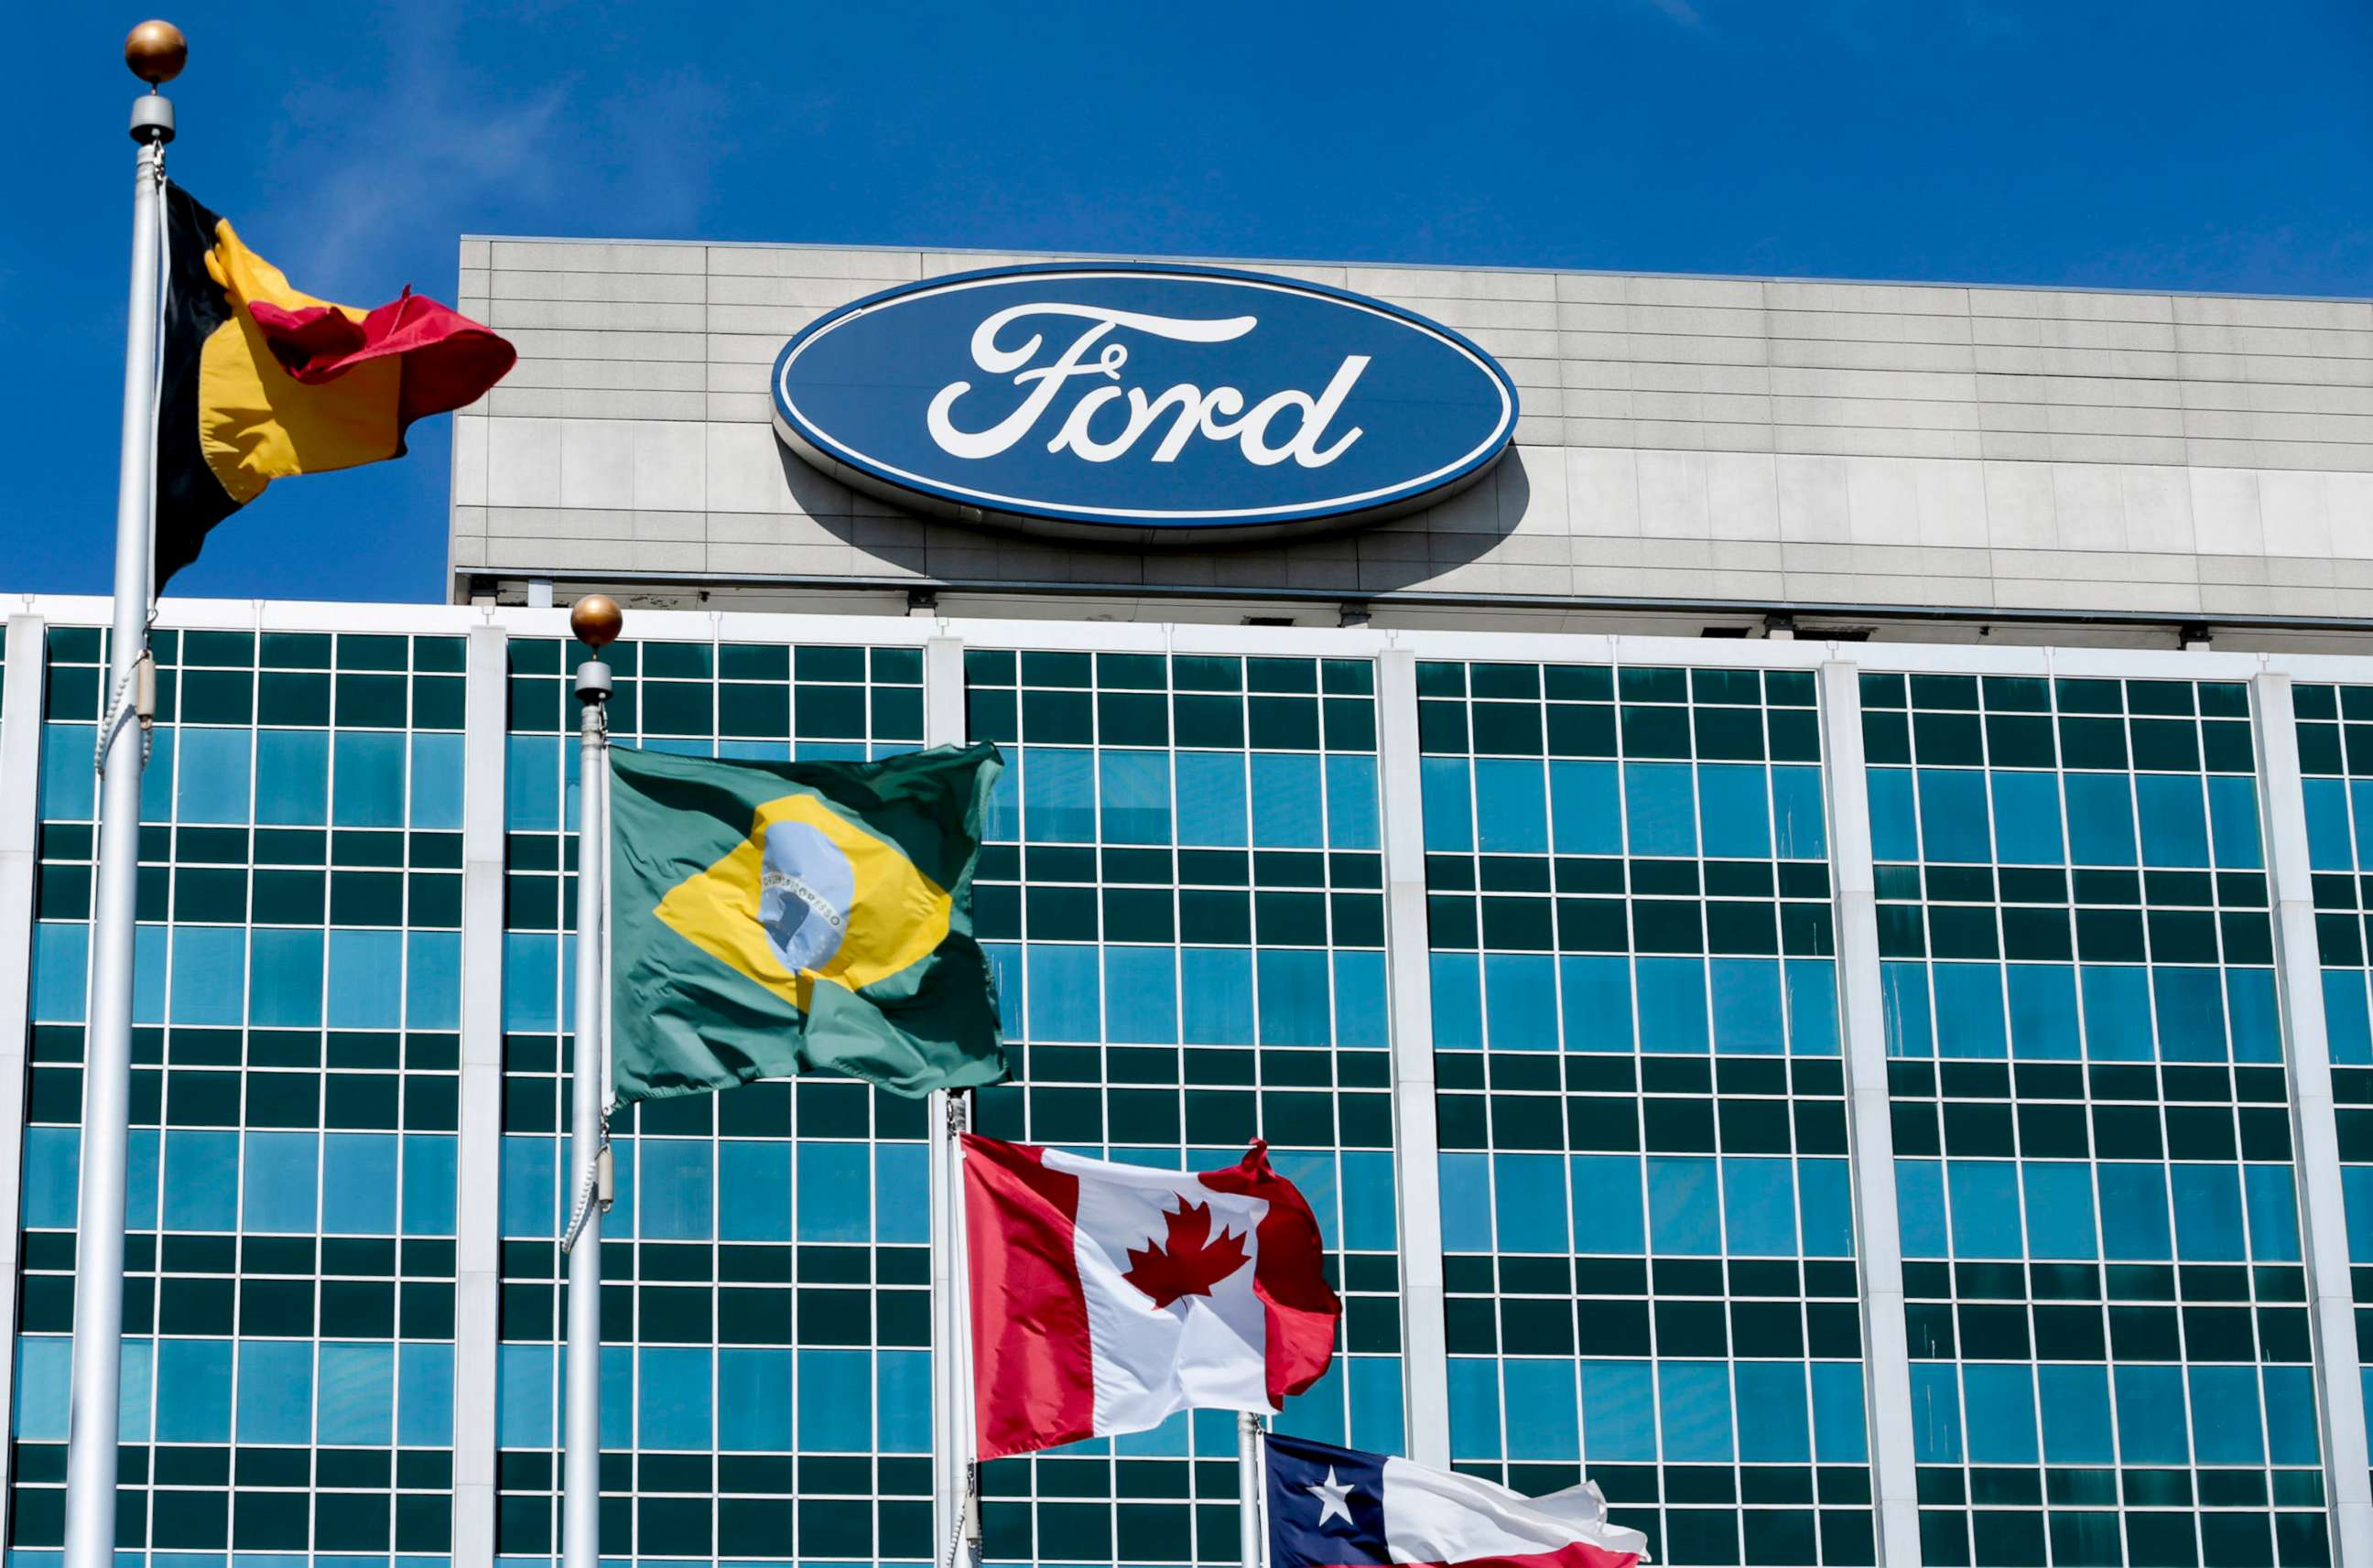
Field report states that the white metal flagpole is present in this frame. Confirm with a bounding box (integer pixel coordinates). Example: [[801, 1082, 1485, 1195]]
[[930, 1091, 959, 1558], [560, 595, 622, 1568], [936, 1091, 982, 1568], [62, 26, 183, 1568]]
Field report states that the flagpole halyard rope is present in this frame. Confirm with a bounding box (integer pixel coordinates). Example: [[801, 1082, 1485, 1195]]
[[558, 1104, 610, 1255], [943, 1456, 976, 1568], [93, 656, 154, 773], [560, 683, 612, 1257], [97, 141, 168, 784]]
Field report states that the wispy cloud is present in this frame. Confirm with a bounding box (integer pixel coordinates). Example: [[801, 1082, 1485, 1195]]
[[254, 4, 742, 288], [1639, 0, 1706, 27], [256, 4, 570, 287], [296, 91, 570, 286]]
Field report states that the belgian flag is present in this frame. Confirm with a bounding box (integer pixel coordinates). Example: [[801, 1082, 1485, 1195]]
[[157, 183, 515, 588]]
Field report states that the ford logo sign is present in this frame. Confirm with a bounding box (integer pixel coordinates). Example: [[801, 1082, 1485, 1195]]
[[772, 263, 1519, 543]]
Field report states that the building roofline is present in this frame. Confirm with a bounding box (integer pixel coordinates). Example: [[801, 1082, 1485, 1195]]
[[454, 232, 2373, 308]]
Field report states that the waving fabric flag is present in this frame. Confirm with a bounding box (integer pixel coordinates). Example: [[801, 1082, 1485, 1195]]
[[609, 743, 1008, 1102], [155, 182, 515, 588], [1267, 1432, 1647, 1568], [962, 1134, 1339, 1459]]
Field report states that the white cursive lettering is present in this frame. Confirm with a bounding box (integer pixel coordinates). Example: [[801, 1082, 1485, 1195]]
[[926, 304, 1367, 469]]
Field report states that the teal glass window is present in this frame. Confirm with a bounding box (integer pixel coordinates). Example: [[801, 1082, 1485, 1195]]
[[169, 924, 246, 1024], [410, 730, 465, 828], [1097, 749, 1170, 844], [1735, 1362, 1811, 1463], [177, 726, 252, 823], [2021, 1162, 2097, 1258], [332, 730, 406, 827], [1697, 764, 1770, 859], [718, 1347, 793, 1451], [248, 926, 323, 1027], [151, 1337, 233, 1443], [1646, 1156, 1719, 1254], [254, 727, 328, 824], [1656, 1361, 1733, 1463], [1251, 752, 1325, 848], [1570, 1155, 1644, 1253], [1623, 762, 1696, 857], [637, 1346, 711, 1450], [329, 927, 404, 1027], [795, 1142, 870, 1242], [237, 1339, 315, 1444], [243, 1131, 319, 1233], [317, 1341, 395, 1445], [796, 1348, 870, 1451], [2096, 1164, 2173, 1260], [1961, 1364, 2038, 1465], [402, 1132, 457, 1236], [1176, 751, 1248, 846], [1578, 1360, 1656, 1462], [398, 1342, 454, 1446], [1471, 759, 1547, 854], [1548, 760, 1620, 856]]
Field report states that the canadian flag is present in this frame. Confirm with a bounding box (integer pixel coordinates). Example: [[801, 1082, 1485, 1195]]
[[962, 1133, 1341, 1460]]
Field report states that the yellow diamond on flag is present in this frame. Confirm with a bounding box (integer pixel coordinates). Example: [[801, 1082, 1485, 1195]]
[[653, 792, 952, 1012]]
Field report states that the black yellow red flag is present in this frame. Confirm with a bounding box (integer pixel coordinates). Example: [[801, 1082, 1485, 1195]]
[[157, 183, 515, 588]]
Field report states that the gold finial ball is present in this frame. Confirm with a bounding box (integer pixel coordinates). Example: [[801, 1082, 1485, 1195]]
[[125, 20, 187, 85], [569, 593, 623, 651]]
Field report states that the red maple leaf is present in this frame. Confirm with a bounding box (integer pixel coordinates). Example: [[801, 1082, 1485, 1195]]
[[1122, 1198, 1252, 1309]]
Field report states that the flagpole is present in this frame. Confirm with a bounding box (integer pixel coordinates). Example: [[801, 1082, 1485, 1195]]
[[1238, 1411, 1264, 1568], [62, 27, 183, 1568], [934, 1089, 981, 1568], [562, 595, 621, 1568]]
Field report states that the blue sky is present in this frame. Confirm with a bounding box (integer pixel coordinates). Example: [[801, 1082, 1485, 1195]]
[[5, 0, 2369, 604]]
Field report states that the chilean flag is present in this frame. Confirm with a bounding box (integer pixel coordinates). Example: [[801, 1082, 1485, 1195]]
[[1268, 1433, 1649, 1568], [962, 1134, 1340, 1460]]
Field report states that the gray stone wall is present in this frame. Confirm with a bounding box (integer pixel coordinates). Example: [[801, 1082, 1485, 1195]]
[[451, 240, 2373, 621]]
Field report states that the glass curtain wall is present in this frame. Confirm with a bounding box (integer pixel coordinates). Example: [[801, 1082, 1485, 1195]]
[[961, 647, 1403, 1567], [1415, 658, 1873, 1567], [15, 625, 467, 1562], [12, 612, 2373, 1568], [1866, 672, 2326, 1568], [495, 636, 935, 1566]]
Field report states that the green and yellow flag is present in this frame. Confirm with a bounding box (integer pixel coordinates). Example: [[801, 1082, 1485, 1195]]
[[609, 742, 1007, 1103]]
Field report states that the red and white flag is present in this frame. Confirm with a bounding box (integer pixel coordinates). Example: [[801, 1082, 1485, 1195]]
[[962, 1133, 1341, 1460]]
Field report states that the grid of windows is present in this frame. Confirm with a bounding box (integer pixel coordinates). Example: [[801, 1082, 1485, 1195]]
[[1417, 659, 1872, 1568], [19, 614, 2373, 1568], [15, 625, 464, 1562], [496, 636, 937, 1565], [962, 647, 1403, 1566], [1868, 672, 2328, 1568]]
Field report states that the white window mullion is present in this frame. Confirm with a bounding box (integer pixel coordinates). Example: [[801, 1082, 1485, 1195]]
[[0, 614, 51, 1550], [450, 621, 510, 1563], [1375, 647, 1450, 1466], [2250, 672, 2373, 1562], [1815, 659, 1923, 1567]]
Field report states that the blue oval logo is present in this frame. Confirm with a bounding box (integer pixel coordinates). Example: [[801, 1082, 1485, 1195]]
[[773, 264, 1519, 541]]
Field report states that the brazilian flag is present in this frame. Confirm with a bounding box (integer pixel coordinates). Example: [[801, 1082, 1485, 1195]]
[[609, 743, 1007, 1103]]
